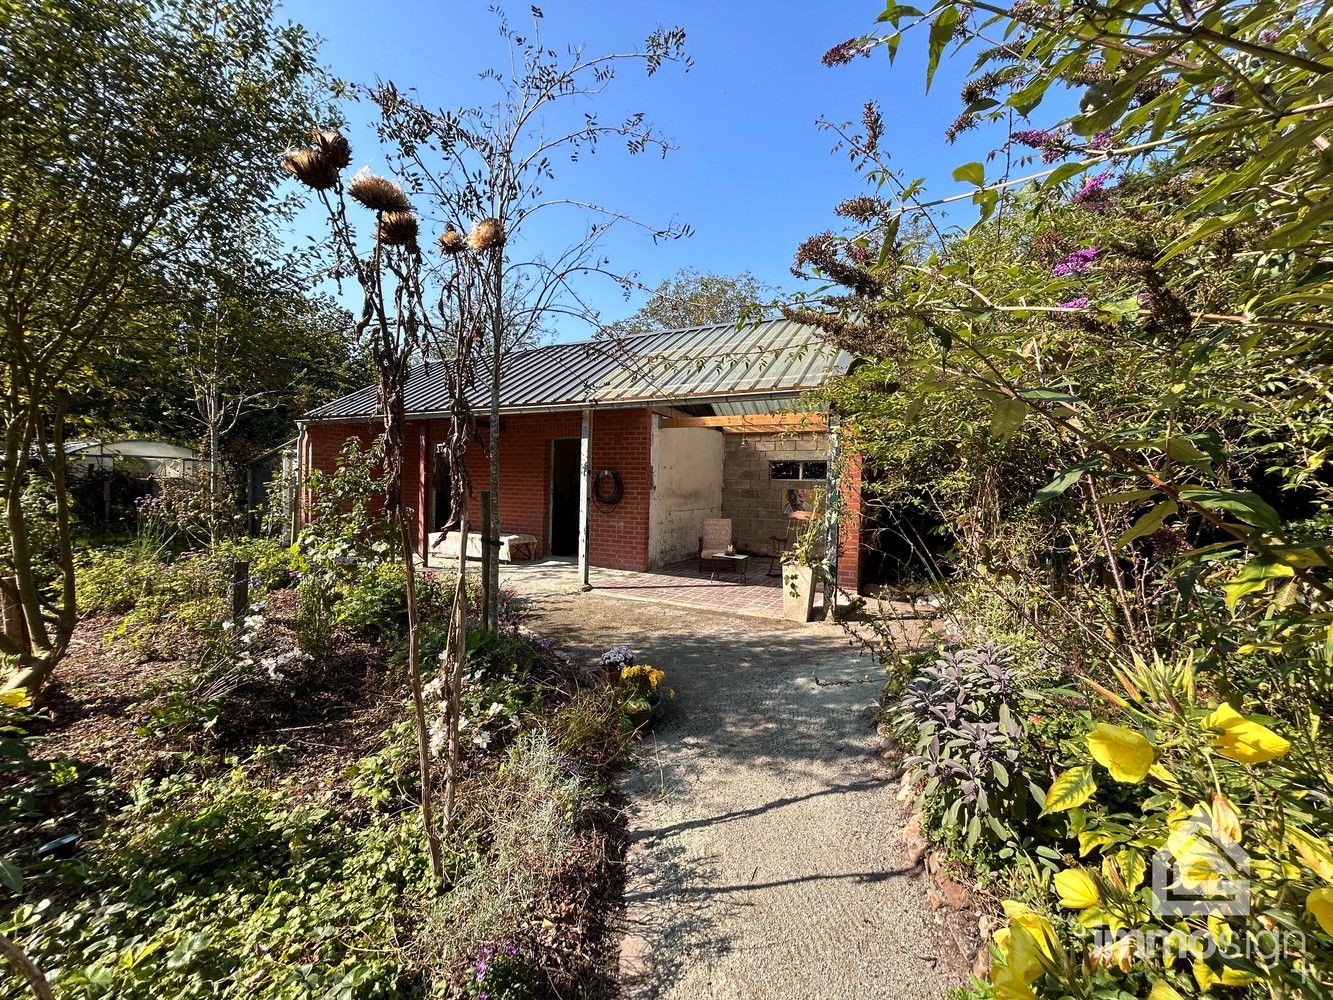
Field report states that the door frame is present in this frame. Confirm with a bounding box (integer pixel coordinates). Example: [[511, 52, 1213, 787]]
[[548, 437, 581, 557]]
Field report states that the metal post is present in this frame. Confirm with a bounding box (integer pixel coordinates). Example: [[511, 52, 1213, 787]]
[[480, 491, 493, 631], [577, 408, 592, 591]]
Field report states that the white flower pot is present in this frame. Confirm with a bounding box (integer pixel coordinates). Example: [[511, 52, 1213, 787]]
[[781, 564, 817, 623]]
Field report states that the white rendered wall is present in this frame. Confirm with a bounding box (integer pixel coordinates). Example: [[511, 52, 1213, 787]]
[[648, 424, 724, 567]]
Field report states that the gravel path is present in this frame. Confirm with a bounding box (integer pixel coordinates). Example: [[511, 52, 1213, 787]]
[[509, 570, 967, 1000]]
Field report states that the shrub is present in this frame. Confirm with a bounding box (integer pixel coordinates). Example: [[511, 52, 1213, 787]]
[[333, 563, 452, 643], [993, 653, 1333, 1000], [896, 642, 1051, 850], [420, 731, 594, 992]]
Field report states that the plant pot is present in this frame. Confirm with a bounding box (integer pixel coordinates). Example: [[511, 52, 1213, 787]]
[[781, 563, 817, 623], [624, 691, 662, 732]]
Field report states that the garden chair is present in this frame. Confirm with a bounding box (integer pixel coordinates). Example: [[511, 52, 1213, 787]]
[[697, 518, 735, 573]]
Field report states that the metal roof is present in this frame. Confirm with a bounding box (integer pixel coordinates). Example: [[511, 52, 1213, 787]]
[[304, 318, 851, 422]]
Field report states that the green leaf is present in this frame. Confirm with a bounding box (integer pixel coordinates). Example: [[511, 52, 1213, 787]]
[[990, 397, 1026, 440], [1179, 488, 1281, 532], [1042, 161, 1089, 190], [925, 5, 959, 92], [953, 161, 985, 186], [1224, 556, 1295, 612], [0, 857, 21, 893], [1044, 764, 1097, 814], [1035, 457, 1099, 500], [1115, 500, 1177, 549]]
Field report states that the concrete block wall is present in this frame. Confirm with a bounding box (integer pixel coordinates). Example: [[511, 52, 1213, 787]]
[[721, 432, 830, 553], [721, 431, 863, 593]]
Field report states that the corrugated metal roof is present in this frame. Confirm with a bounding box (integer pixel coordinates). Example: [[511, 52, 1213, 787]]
[[305, 318, 850, 421]]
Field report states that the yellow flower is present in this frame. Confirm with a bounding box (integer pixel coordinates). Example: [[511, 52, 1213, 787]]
[[1199, 703, 1290, 764], [991, 962, 1039, 1000], [1288, 828, 1333, 881], [998, 901, 1060, 968], [1308, 887, 1333, 935], [1054, 868, 1100, 909], [1087, 723, 1156, 783], [0, 688, 31, 710], [619, 665, 664, 690]]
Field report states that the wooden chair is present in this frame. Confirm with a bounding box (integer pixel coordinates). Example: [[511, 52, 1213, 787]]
[[767, 534, 790, 577]]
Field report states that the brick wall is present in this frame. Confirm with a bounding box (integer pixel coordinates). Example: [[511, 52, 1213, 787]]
[[301, 410, 859, 586], [302, 408, 654, 572]]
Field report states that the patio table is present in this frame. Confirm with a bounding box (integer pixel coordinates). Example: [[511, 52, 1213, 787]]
[[704, 551, 750, 583]]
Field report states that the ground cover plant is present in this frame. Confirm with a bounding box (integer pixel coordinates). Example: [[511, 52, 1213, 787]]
[[1, 455, 636, 998]]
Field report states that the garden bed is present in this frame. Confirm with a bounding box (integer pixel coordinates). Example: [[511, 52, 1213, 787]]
[[2, 541, 637, 999]]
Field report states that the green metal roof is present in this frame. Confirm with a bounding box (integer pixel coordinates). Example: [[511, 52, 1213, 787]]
[[305, 318, 850, 421]]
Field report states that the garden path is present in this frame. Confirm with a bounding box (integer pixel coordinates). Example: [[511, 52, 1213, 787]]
[[508, 570, 968, 1000]]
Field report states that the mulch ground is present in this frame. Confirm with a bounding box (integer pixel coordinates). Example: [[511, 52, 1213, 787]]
[[28, 589, 406, 801]]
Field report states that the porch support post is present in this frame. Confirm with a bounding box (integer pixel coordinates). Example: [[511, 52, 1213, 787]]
[[822, 414, 842, 621], [577, 408, 592, 591]]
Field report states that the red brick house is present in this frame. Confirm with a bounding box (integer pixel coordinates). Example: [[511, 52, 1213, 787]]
[[298, 319, 865, 593]]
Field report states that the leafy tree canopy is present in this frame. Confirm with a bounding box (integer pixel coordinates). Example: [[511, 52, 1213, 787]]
[[600, 268, 775, 338]]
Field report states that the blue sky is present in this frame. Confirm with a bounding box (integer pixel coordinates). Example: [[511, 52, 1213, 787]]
[[278, 0, 998, 339]]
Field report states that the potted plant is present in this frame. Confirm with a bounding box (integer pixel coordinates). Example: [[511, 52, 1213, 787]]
[[616, 664, 670, 731], [599, 643, 634, 684], [781, 517, 821, 623]]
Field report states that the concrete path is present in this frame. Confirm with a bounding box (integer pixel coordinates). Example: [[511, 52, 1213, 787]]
[[508, 567, 967, 1000]]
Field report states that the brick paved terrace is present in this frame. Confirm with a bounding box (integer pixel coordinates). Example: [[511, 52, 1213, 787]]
[[499, 557, 826, 621]]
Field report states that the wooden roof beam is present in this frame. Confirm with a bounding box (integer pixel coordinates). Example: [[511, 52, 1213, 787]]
[[658, 413, 828, 433]]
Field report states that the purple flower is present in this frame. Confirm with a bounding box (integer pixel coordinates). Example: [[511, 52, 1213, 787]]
[[476, 958, 488, 980], [1051, 246, 1099, 277], [504, 939, 518, 957], [1058, 296, 1090, 310], [1011, 128, 1056, 148], [601, 644, 634, 668], [1089, 131, 1113, 151], [1259, 28, 1279, 43], [1072, 172, 1110, 205], [1011, 128, 1070, 164]]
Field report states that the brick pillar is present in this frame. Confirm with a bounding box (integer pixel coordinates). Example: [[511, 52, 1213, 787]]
[[836, 450, 864, 594]]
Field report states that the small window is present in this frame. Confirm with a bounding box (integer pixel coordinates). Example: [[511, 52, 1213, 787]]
[[801, 461, 828, 481], [769, 460, 827, 482]]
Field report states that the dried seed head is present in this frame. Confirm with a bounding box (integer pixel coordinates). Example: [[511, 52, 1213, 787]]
[[438, 224, 468, 255], [468, 217, 505, 252], [348, 172, 412, 213], [310, 128, 351, 169], [377, 211, 419, 246], [281, 147, 339, 190]]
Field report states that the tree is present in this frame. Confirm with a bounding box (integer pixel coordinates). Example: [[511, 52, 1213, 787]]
[[788, 0, 1333, 761], [369, 7, 691, 625], [598, 268, 775, 338], [171, 252, 363, 540], [0, 0, 336, 693]]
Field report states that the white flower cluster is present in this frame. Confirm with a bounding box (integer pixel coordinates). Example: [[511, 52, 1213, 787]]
[[222, 603, 308, 682], [425, 675, 515, 757]]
